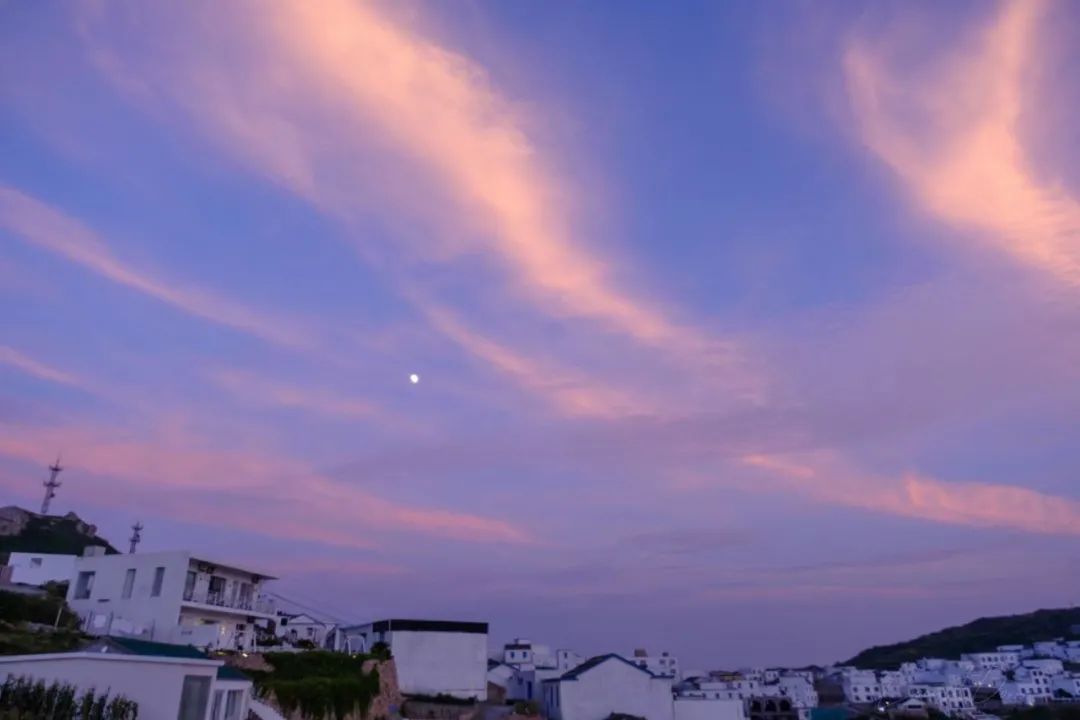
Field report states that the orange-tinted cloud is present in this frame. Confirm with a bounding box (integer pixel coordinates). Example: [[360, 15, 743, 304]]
[[420, 305, 650, 418], [77, 0, 750, 412], [741, 452, 1080, 536], [844, 0, 1080, 284], [0, 422, 531, 546], [0, 345, 86, 389], [0, 187, 318, 352]]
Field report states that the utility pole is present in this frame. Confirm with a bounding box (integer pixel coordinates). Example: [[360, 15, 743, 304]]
[[128, 521, 143, 554], [40, 455, 63, 515]]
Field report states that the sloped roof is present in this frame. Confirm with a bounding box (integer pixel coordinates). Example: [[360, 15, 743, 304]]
[[217, 665, 251, 681], [556, 654, 656, 682]]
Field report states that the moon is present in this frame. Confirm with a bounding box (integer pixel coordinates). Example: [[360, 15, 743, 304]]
[[409, 373, 420, 384]]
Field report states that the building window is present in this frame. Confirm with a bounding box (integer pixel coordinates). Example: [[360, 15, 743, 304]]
[[151, 566, 165, 597], [74, 571, 95, 599], [184, 570, 196, 601], [224, 689, 243, 720], [177, 675, 211, 720], [30, 557, 42, 567], [211, 690, 224, 720], [122, 568, 136, 599]]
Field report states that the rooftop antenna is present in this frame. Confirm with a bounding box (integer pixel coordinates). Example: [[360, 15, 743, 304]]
[[40, 454, 63, 515], [128, 521, 143, 554]]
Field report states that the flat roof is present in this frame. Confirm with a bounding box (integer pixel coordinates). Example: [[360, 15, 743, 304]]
[[347, 619, 488, 635]]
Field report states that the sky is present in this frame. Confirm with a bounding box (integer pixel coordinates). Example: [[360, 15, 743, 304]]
[[1, 0, 1079, 669]]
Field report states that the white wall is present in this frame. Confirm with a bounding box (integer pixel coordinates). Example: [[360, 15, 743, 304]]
[[0, 653, 219, 720], [550, 658, 674, 720], [389, 630, 488, 700], [675, 698, 746, 720], [5, 552, 76, 586], [66, 551, 188, 642]]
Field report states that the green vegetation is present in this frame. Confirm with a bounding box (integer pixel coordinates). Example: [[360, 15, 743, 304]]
[[252, 651, 381, 720], [0, 675, 137, 719], [513, 700, 541, 716], [0, 589, 79, 629], [0, 513, 117, 556], [845, 607, 1080, 669]]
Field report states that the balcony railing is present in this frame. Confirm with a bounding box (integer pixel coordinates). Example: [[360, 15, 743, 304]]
[[182, 591, 274, 614]]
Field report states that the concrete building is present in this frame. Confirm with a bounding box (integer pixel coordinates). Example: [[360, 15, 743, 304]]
[[342, 619, 488, 700], [906, 684, 975, 715], [1, 551, 76, 587], [961, 652, 1020, 671], [1051, 674, 1080, 699], [543, 654, 674, 720], [627, 648, 681, 679], [0, 636, 251, 720], [504, 638, 556, 667], [65, 549, 276, 652]]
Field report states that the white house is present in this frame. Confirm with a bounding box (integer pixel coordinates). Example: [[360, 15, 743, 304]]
[[1031, 641, 1065, 660], [0, 636, 252, 720], [627, 648, 681, 679], [961, 652, 1020, 671], [505, 638, 555, 667], [543, 654, 674, 720], [2, 551, 77, 587], [777, 674, 820, 711], [841, 669, 883, 704], [674, 697, 747, 720], [906, 683, 975, 715], [1051, 674, 1080, 699], [1021, 659, 1064, 676], [342, 619, 488, 700], [508, 665, 564, 702], [999, 679, 1051, 707], [274, 612, 330, 647], [65, 549, 276, 652]]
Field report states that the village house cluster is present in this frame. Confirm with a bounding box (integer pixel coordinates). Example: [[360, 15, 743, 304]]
[[2, 506, 1080, 720]]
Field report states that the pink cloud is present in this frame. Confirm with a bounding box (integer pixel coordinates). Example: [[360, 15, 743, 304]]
[[0, 345, 86, 389], [0, 421, 532, 547], [844, 0, 1080, 285], [0, 187, 319, 352], [740, 452, 1080, 536], [76, 0, 753, 414], [207, 367, 384, 421]]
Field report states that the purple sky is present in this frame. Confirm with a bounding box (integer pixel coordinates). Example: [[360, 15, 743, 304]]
[[2, 0, 1079, 668]]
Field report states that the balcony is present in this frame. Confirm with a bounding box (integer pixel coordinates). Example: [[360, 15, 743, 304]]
[[181, 591, 276, 618]]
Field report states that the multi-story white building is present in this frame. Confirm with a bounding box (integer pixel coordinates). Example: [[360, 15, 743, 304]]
[[1, 551, 76, 587], [65, 549, 276, 652], [906, 683, 975, 715], [627, 648, 680, 679], [961, 652, 1020, 670], [1021, 658, 1064, 675], [1031, 641, 1065, 660], [878, 671, 907, 699], [674, 697, 746, 720], [999, 678, 1052, 707], [777, 674, 819, 709], [342, 618, 488, 700], [505, 638, 556, 668], [841, 669, 883, 704], [543, 654, 675, 720]]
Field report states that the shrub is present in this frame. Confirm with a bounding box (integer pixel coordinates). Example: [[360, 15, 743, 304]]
[[513, 699, 541, 715], [0, 675, 138, 719], [0, 590, 79, 629], [254, 651, 382, 720]]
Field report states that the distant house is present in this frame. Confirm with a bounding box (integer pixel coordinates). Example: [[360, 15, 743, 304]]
[[626, 648, 680, 679], [2, 551, 76, 587], [543, 654, 675, 720], [274, 611, 331, 646], [0, 636, 251, 720], [66, 549, 276, 652], [341, 618, 488, 700]]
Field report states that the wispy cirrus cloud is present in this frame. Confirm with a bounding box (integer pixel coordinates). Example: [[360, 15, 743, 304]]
[[0, 345, 86, 389], [844, 0, 1080, 285], [0, 421, 532, 546], [0, 187, 318, 352], [741, 452, 1080, 536], [76, 0, 753, 415], [207, 367, 383, 421]]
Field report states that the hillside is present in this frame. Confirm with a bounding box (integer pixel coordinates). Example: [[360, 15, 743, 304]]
[[0, 506, 117, 556], [846, 607, 1080, 669]]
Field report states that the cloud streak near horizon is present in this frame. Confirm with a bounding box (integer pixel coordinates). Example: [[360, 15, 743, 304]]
[[1, 0, 1078, 666]]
